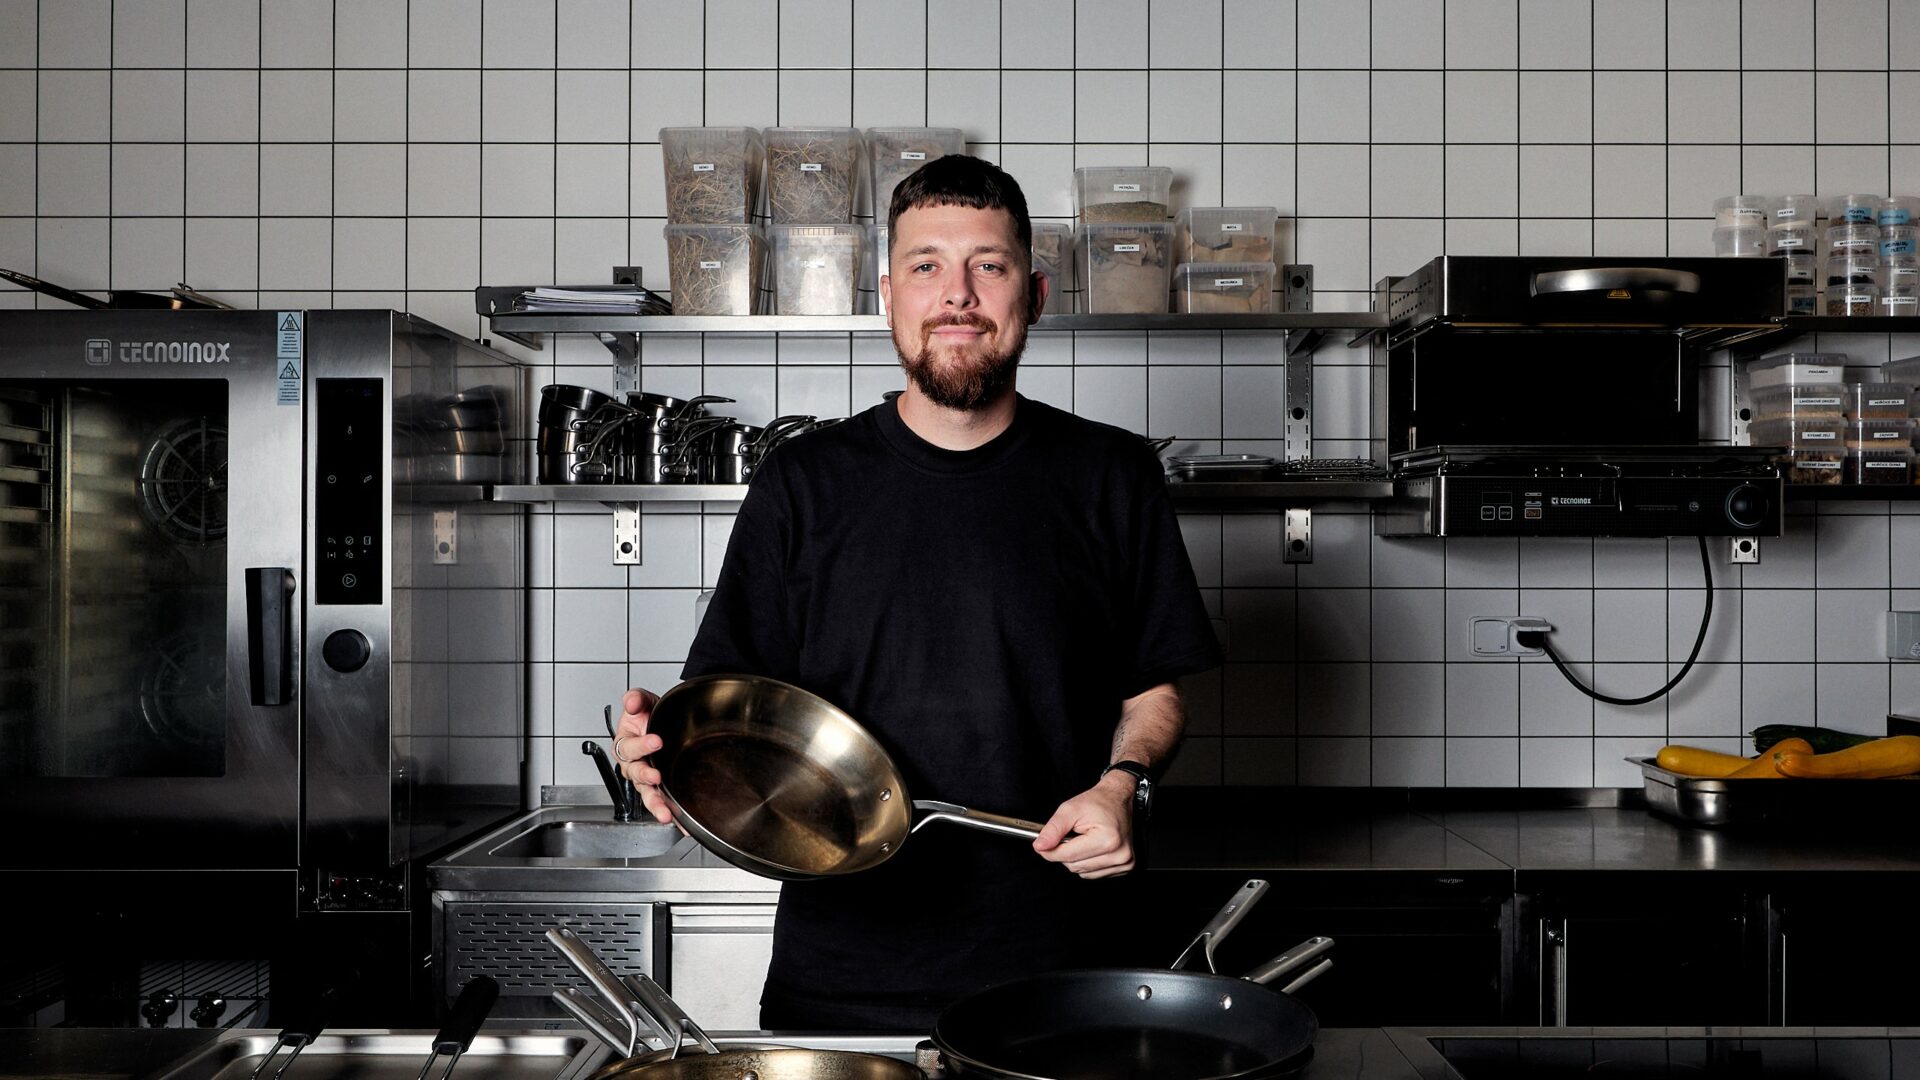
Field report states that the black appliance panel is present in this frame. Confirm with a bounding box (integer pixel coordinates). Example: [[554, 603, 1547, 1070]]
[[315, 379, 383, 605]]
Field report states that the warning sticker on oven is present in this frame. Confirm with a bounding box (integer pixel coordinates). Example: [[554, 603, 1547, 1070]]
[[276, 311, 302, 406]]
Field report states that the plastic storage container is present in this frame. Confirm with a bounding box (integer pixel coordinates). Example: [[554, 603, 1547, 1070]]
[[1074, 167, 1174, 223], [1828, 254, 1880, 287], [763, 128, 862, 224], [1883, 225, 1919, 256], [769, 223, 862, 314], [1886, 356, 1920, 383], [659, 126, 764, 224], [1849, 383, 1917, 418], [1713, 194, 1769, 227], [1881, 195, 1920, 226], [1831, 193, 1883, 224], [866, 222, 888, 315], [1752, 418, 1848, 485], [1882, 255, 1920, 290], [1077, 222, 1175, 313], [1751, 383, 1848, 420], [1881, 284, 1919, 317], [1827, 223, 1879, 257], [1175, 207, 1277, 264], [1747, 352, 1847, 389], [1826, 283, 1880, 316], [1786, 284, 1817, 315], [1770, 194, 1819, 223], [866, 127, 964, 218], [1847, 417, 1917, 449], [1783, 252, 1816, 284], [1713, 226, 1766, 257], [1173, 262, 1277, 314], [663, 224, 763, 316], [1767, 221, 1813, 253], [1032, 222, 1072, 314], [1851, 447, 1915, 484]]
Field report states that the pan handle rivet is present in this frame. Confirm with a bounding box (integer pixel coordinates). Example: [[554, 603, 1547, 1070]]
[[880, 789, 891, 801], [880, 842, 891, 852], [1136, 986, 1151, 1001], [1220, 994, 1233, 1009]]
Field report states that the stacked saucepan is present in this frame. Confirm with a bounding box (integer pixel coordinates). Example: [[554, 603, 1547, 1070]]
[[538, 384, 827, 486]]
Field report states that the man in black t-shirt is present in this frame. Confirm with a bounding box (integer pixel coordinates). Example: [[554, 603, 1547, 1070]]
[[613, 156, 1221, 1030]]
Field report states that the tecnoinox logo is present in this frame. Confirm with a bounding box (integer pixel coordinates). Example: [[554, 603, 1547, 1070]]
[[88, 340, 235, 364]]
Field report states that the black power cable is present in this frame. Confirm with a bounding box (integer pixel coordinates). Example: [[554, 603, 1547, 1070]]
[[1514, 534, 1712, 708]]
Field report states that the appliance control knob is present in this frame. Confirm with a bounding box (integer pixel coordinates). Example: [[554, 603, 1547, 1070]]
[[322, 629, 372, 673], [1725, 485, 1768, 530]]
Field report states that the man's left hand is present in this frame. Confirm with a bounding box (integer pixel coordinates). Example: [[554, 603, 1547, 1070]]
[[1032, 771, 1137, 879]]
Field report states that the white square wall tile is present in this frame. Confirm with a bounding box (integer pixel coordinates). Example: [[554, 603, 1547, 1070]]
[[1666, 662, 1741, 738], [1668, 146, 1739, 222], [1521, 219, 1593, 256], [1224, 0, 1296, 68], [1371, 0, 1442, 68], [1373, 146, 1444, 217], [631, 0, 701, 67], [1297, 71, 1371, 143], [336, 71, 408, 143], [1742, 0, 1813, 68], [628, 588, 701, 663], [1817, 663, 1891, 731], [41, 145, 108, 216], [1818, 589, 1892, 663], [1592, 146, 1666, 218], [1667, 72, 1740, 145], [407, 0, 480, 66], [1443, 71, 1520, 143], [187, 145, 259, 217], [1520, 146, 1593, 218], [1816, 72, 1890, 145], [1740, 663, 1816, 728], [480, 144, 555, 215], [1293, 217, 1370, 291], [259, 144, 333, 216], [1816, 513, 1891, 588], [558, 145, 629, 217], [1815, 0, 1887, 69], [1299, 664, 1370, 735], [1743, 590, 1817, 662], [852, 0, 925, 67], [410, 70, 482, 143], [1447, 737, 1519, 786], [117, 1, 183, 65], [1592, 0, 1665, 68], [1520, 739, 1594, 788], [481, 219, 555, 284], [1373, 664, 1443, 736], [1373, 218, 1446, 281], [258, 218, 331, 290], [335, 0, 408, 67], [1444, 145, 1519, 217], [1076, 71, 1148, 144], [333, 218, 405, 291], [1593, 589, 1667, 662], [1150, 71, 1222, 144], [1519, 0, 1592, 68], [1666, 0, 1740, 67], [556, 0, 629, 68], [559, 71, 631, 143], [1150, 0, 1224, 67], [1816, 145, 1889, 195], [259, 71, 332, 143], [1000, 71, 1074, 142], [1744, 73, 1815, 146], [186, 70, 259, 143], [632, 70, 704, 134], [408, 144, 481, 216], [1372, 72, 1443, 144], [1224, 71, 1296, 143], [1445, 662, 1519, 734], [39, 71, 111, 143], [187, 0, 260, 67], [1077, 0, 1149, 68], [1220, 516, 1293, 589], [1145, 366, 1222, 439], [110, 219, 184, 291], [113, 71, 187, 143], [1519, 664, 1593, 736], [1223, 145, 1296, 210], [1295, 0, 1368, 69], [1446, 0, 1519, 68], [185, 218, 258, 290], [406, 218, 479, 290], [1594, 71, 1666, 143], [484, 70, 557, 142], [334, 145, 405, 216], [1372, 590, 1445, 662], [484, 0, 554, 67], [1521, 72, 1592, 144], [1374, 737, 1445, 785], [1295, 146, 1370, 218], [1299, 738, 1371, 786]]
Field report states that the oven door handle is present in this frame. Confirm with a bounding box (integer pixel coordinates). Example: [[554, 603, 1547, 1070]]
[[1531, 267, 1703, 297], [245, 567, 296, 706]]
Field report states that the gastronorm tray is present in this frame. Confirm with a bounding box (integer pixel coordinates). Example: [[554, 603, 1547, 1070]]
[[1631, 757, 1919, 829], [145, 1032, 595, 1080]]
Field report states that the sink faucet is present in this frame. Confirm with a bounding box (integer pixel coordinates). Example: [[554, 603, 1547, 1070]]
[[581, 740, 637, 822]]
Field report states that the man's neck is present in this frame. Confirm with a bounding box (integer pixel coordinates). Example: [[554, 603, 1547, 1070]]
[[895, 384, 1018, 450]]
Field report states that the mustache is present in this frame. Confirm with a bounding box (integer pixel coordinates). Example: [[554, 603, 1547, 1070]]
[[920, 313, 999, 336]]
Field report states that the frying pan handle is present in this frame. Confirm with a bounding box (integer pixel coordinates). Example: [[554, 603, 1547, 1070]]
[[543, 928, 640, 1056], [622, 974, 720, 1058], [1169, 879, 1270, 973], [911, 800, 1044, 840], [1243, 936, 1335, 988], [550, 988, 630, 1055], [1280, 957, 1333, 996]]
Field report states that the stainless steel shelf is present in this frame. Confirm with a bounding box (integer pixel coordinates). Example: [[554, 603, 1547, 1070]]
[[482, 311, 1386, 335], [492, 484, 750, 502]]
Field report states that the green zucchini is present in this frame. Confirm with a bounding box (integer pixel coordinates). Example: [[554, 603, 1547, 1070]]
[[1749, 724, 1877, 755]]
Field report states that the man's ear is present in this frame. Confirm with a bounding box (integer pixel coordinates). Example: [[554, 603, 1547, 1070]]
[[880, 273, 891, 326], [1028, 268, 1050, 323]]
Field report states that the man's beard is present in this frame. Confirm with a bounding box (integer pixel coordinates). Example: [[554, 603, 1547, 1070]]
[[895, 314, 1025, 411]]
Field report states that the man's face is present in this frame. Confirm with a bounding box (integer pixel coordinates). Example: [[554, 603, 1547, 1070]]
[[882, 202, 1048, 411]]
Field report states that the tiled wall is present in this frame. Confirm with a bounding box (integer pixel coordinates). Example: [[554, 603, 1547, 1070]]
[[6, 0, 1920, 791]]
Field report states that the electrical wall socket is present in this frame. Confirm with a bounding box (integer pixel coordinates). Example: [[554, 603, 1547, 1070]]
[[1469, 616, 1552, 657], [1889, 611, 1920, 661]]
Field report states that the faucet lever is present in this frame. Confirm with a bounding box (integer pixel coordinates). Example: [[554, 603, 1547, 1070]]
[[581, 740, 636, 822]]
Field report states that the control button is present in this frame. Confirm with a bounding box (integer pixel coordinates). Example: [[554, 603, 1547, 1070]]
[[1480, 506, 1496, 521], [1725, 484, 1769, 529], [322, 629, 372, 673], [1497, 506, 1513, 521], [1523, 508, 1543, 520], [341, 573, 357, 588]]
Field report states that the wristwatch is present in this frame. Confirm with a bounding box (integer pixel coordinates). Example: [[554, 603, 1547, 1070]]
[[1102, 760, 1155, 817]]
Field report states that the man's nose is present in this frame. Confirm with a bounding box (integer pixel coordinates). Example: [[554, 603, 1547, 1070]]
[[941, 267, 977, 308]]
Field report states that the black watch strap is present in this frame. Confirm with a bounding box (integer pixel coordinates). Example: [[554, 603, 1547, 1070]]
[[1102, 760, 1155, 815]]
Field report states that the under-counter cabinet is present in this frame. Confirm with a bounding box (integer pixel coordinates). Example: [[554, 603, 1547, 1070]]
[[1767, 880, 1920, 1026]]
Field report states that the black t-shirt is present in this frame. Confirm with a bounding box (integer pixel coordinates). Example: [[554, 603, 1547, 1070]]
[[681, 394, 1221, 1020]]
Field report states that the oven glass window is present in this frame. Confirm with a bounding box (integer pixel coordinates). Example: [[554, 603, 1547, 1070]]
[[0, 379, 229, 777]]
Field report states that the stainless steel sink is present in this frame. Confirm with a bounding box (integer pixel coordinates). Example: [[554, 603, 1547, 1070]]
[[490, 820, 681, 859]]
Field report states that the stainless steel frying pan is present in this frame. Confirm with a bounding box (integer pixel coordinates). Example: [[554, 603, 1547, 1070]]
[[645, 674, 1046, 881]]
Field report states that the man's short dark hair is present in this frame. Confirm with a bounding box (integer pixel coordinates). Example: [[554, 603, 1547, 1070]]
[[886, 155, 1033, 255]]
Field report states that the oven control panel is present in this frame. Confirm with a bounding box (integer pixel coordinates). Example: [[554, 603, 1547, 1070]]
[[315, 378, 383, 604], [1437, 474, 1780, 537]]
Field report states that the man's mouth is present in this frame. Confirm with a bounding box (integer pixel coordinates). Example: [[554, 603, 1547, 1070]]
[[924, 316, 996, 341]]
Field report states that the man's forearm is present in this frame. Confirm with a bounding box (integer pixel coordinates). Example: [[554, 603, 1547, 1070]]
[[1111, 681, 1186, 773]]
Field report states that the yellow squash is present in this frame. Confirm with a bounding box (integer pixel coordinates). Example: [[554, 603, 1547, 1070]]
[[1722, 737, 1813, 779], [1654, 745, 1753, 777], [1772, 734, 1920, 779]]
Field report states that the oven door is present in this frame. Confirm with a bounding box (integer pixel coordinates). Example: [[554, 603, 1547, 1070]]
[[0, 311, 303, 868]]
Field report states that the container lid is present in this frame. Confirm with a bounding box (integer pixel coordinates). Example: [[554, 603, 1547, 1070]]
[[663, 223, 761, 236], [1177, 206, 1279, 226], [1079, 221, 1176, 236], [1750, 352, 1846, 370], [1173, 261, 1278, 280], [771, 223, 864, 238]]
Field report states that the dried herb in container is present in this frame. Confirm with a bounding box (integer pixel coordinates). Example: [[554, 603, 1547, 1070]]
[[659, 127, 763, 224], [772, 224, 863, 315], [665, 224, 763, 316], [1078, 222, 1174, 314], [867, 127, 963, 217], [765, 127, 862, 224], [1173, 262, 1277, 314], [1175, 207, 1278, 264], [1074, 166, 1174, 224]]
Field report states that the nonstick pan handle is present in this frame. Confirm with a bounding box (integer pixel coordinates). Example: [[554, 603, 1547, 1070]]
[[911, 800, 1044, 840], [1170, 879, 1270, 973], [1243, 936, 1335, 988]]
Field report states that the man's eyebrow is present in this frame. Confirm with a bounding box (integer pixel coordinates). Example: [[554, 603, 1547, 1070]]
[[898, 242, 1018, 258]]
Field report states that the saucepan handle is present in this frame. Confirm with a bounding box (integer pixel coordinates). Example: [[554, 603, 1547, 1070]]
[[911, 800, 1044, 840], [1243, 936, 1335, 989], [1169, 879, 1270, 973]]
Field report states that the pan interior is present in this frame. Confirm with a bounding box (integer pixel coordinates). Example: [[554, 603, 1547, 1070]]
[[653, 676, 912, 877]]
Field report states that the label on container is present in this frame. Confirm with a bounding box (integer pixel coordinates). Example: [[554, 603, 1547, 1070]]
[[1802, 430, 1838, 440], [800, 162, 823, 172], [1884, 240, 1918, 256], [1113, 243, 1142, 252], [1871, 431, 1904, 440], [1221, 222, 1245, 232], [1866, 460, 1907, 468], [692, 162, 716, 172], [1870, 397, 1908, 407], [1717, 208, 1766, 225], [1884, 295, 1919, 311], [900, 151, 927, 160], [698, 260, 722, 269], [1842, 207, 1876, 224], [1794, 396, 1843, 406], [1796, 458, 1842, 469], [1212, 277, 1245, 287], [1775, 206, 1805, 219], [1112, 183, 1141, 192], [1788, 294, 1817, 314], [1885, 209, 1914, 226], [1771, 234, 1808, 249], [802, 259, 829, 269]]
